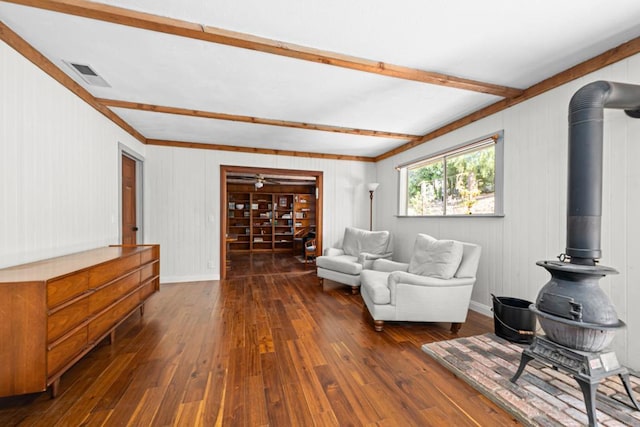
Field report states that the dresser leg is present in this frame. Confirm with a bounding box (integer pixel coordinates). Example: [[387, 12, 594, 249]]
[[50, 379, 60, 398]]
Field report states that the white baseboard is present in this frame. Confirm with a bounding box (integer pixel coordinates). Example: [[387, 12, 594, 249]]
[[160, 274, 220, 284], [469, 300, 492, 318]]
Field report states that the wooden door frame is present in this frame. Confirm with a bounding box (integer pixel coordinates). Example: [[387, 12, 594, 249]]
[[118, 144, 144, 244], [220, 165, 323, 280]]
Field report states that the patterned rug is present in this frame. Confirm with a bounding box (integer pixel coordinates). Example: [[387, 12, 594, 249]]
[[422, 334, 640, 426]]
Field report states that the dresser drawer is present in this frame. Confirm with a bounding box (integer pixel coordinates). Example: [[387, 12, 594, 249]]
[[87, 292, 140, 343], [139, 279, 157, 302], [47, 326, 88, 377], [139, 263, 155, 282], [140, 247, 155, 265], [89, 254, 141, 288], [48, 298, 89, 343], [89, 271, 140, 315], [47, 272, 89, 309]]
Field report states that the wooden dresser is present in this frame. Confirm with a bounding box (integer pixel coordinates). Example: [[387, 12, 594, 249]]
[[0, 244, 160, 398]]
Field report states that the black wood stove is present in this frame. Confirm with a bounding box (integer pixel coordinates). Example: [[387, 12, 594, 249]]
[[510, 81, 640, 427]]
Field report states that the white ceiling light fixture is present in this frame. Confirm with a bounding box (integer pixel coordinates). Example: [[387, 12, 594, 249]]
[[254, 181, 264, 189], [63, 61, 111, 87]]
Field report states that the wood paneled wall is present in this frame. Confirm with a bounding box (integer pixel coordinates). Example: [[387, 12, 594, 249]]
[[376, 53, 640, 370], [0, 41, 146, 269]]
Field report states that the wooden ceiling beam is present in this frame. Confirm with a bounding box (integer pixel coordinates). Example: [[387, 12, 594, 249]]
[[146, 139, 376, 162], [3, 0, 523, 98], [97, 99, 418, 140], [376, 35, 640, 161]]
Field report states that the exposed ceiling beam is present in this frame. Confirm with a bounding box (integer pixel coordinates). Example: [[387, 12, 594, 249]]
[[97, 99, 419, 140], [0, 20, 146, 143], [146, 139, 376, 162], [376, 35, 640, 161], [2, 0, 523, 98]]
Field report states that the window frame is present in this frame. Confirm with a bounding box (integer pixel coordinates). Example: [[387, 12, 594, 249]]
[[396, 131, 504, 217]]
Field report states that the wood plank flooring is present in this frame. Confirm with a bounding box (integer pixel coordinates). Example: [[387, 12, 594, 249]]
[[0, 253, 519, 426]]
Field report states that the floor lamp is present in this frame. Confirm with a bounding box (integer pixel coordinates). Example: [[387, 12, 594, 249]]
[[367, 183, 379, 231]]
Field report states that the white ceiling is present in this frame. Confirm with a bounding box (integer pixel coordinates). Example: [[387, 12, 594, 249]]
[[1, 0, 640, 158]]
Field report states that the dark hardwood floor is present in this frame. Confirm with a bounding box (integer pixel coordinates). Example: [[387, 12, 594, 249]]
[[0, 253, 518, 426]]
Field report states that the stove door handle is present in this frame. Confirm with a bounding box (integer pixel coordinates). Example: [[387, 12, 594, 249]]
[[569, 302, 583, 320]]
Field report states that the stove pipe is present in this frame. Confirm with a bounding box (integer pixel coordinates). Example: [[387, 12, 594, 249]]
[[566, 81, 640, 265], [532, 81, 640, 352]]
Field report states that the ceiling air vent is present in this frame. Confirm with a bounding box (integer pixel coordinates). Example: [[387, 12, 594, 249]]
[[63, 61, 111, 87]]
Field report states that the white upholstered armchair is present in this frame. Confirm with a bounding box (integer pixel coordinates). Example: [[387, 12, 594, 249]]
[[360, 234, 481, 332], [316, 227, 393, 294]]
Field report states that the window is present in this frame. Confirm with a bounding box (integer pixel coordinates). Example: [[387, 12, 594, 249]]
[[397, 133, 503, 216]]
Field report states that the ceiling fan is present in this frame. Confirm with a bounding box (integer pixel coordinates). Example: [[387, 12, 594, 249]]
[[232, 173, 280, 188]]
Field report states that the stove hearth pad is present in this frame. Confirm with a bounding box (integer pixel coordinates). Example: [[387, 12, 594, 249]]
[[511, 336, 640, 426]]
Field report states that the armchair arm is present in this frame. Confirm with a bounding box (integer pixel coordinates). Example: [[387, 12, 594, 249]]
[[387, 271, 476, 306], [323, 247, 345, 257], [371, 259, 409, 273], [357, 251, 393, 264], [388, 271, 475, 288]]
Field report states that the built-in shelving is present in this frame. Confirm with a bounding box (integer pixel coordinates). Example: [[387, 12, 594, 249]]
[[227, 189, 315, 253]]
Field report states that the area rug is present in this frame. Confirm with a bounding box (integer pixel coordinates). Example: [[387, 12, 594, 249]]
[[422, 333, 640, 426], [294, 255, 317, 265]]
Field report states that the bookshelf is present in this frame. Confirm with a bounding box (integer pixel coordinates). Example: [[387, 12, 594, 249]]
[[227, 189, 314, 253]]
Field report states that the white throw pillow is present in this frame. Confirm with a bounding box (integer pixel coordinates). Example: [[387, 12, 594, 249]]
[[408, 234, 463, 279], [342, 227, 389, 257], [342, 227, 361, 256]]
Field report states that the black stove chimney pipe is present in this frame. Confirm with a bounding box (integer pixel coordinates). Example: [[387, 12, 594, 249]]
[[567, 81, 640, 265]]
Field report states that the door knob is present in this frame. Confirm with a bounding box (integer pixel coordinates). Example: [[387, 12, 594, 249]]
[[132, 226, 139, 231]]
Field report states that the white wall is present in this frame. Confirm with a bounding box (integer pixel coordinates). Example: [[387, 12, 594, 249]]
[[0, 41, 146, 268], [376, 54, 640, 370], [143, 145, 375, 282]]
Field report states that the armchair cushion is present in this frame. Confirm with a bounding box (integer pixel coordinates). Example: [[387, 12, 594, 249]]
[[342, 227, 391, 257], [316, 255, 361, 275], [407, 234, 463, 279]]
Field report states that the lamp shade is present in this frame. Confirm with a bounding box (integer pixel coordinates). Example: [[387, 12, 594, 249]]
[[367, 183, 380, 192]]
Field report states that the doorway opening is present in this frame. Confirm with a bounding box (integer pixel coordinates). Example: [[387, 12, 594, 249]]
[[220, 165, 323, 280]]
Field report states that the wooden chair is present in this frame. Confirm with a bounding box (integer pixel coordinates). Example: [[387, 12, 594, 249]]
[[304, 238, 317, 265]]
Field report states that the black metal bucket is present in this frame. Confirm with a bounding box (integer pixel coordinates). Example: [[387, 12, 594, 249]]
[[492, 294, 536, 344]]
